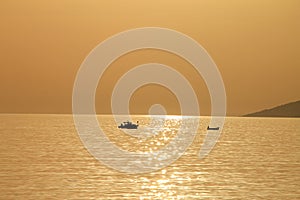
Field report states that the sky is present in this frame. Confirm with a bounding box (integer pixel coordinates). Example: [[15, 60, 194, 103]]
[[0, 0, 299, 116]]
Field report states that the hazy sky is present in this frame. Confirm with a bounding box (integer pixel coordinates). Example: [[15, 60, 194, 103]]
[[1, 0, 299, 116]]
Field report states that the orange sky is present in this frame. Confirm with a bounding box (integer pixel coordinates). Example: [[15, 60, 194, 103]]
[[0, 0, 299, 116]]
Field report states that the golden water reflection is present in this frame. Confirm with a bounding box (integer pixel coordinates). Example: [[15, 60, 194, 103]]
[[136, 167, 211, 199], [0, 115, 299, 199]]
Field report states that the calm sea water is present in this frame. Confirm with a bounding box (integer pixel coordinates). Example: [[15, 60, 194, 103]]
[[0, 114, 299, 199]]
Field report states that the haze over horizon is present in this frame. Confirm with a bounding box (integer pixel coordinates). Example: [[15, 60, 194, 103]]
[[1, 0, 299, 116]]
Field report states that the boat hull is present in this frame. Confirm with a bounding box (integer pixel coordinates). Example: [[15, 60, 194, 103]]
[[207, 126, 220, 130], [118, 125, 138, 129]]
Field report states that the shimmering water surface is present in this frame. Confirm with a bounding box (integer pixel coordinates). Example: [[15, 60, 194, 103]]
[[0, 114, 299, 199]]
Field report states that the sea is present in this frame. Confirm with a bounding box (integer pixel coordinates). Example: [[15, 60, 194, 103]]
[[0, 114, 299, 199]]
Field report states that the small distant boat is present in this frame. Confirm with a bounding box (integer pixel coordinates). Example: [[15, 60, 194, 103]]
[[118, 121, 139, 129], [207, 126, 220, 131]]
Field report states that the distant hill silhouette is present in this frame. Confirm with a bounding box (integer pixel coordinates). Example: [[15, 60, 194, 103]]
[[244, 100, 300, 117]]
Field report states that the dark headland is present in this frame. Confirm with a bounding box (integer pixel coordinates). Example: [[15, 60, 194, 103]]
[[244, 100, 300, 118]]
